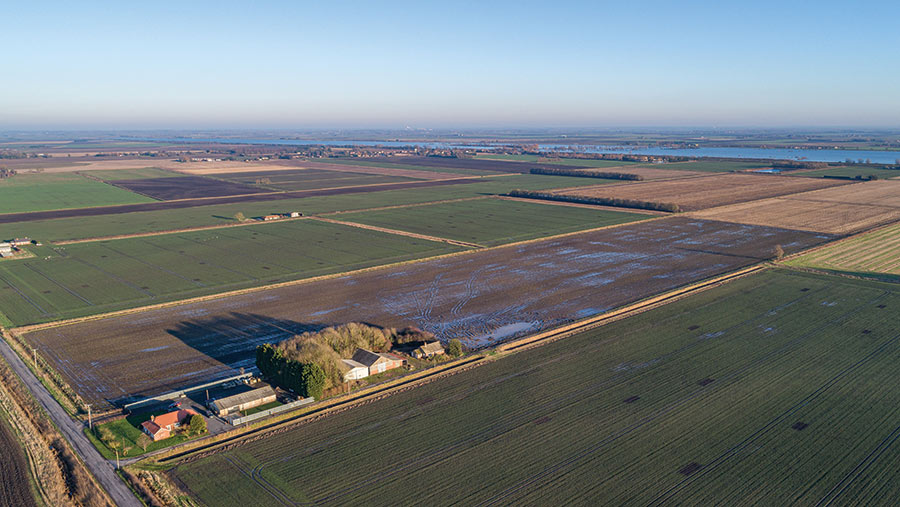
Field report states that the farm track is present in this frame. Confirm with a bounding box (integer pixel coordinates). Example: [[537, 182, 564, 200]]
[[310, 216, 485, 249], [0, 177, 485, 224]]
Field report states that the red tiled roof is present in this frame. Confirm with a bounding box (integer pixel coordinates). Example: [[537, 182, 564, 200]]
[[142, 408, 196, 434]]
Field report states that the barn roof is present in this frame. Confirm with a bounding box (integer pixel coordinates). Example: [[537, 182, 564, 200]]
[[211, 386, 276, 411], [351, 348, 386, 367]]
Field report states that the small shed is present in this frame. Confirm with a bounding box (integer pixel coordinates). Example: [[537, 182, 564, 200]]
[[209, 385, 277, 417]]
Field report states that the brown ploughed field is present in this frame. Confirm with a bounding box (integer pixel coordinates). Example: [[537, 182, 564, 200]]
[[691, 180, 900, 234], [108, 175, 267, 200], [20, 216, 833, 409], [552, 174, 852, 211], [575, 166, 706, 180], [0, 420, 36, 507]]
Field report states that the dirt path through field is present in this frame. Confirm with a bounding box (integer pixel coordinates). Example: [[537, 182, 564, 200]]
[[310, 216, 485, 249]]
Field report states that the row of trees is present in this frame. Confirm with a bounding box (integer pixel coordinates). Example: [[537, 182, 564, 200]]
[[529, 168, 642, 180], [257, 323, 438, 398], [507, 189, 681, 213], [256, 344, 327, 400]]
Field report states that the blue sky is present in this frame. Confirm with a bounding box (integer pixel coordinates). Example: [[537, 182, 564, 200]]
[[2, 1, 898, 128]]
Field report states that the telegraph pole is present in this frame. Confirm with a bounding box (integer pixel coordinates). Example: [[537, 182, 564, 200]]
[[32, 347, 37, 369], [87, 404, 92, 430], [115, 449, 119, 470]]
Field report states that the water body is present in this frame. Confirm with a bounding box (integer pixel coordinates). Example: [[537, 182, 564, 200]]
[[119, 136, 900, 163], [538, 145, 900, 164]]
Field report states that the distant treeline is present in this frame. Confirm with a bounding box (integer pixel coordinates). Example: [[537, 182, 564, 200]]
[[823, 174, 880, 181], [529, 168, 643, 180], [508, 189, 681, 213], [770, 161, 829, 170]]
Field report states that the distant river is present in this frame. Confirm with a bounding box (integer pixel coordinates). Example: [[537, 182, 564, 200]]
[[119, 136, 900, 164]]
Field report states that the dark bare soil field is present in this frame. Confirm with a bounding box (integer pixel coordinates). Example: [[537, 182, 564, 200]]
[[0, 177, 483, 224], [0, 419, 36, 507], [108, 175, 266, 200], [359, 156, 591, 174], [22, 217, 833, 409]]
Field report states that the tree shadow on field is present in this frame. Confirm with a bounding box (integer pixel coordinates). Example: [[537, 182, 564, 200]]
[[165, 312, 326, 375]]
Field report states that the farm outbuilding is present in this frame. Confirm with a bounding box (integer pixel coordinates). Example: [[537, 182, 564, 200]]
[[0, 242, 13, 257], [351, 348, 405, 376], [341, 359, 369, 381], [209, 385, 277, 417], [411, 341, 445, 359]]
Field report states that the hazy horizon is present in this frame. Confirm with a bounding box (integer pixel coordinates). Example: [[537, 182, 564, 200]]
[[4, 1, 899, 129]]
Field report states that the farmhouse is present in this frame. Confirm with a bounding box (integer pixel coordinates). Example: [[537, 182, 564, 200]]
[[351, 348, 405, 376], [262, 214, 281, 221], [9, 238, 33, 247], [286, 211, 302, 218], [411, 341, 445, 359], [141, 409, 198, 442], [209, 385, 277, 417], [340, 359, 369, 381]]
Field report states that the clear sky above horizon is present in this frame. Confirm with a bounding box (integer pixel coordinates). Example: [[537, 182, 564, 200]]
[[2, 1, 898, 129]]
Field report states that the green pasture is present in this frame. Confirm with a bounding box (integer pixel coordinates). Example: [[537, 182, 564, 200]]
[[171, 269, 900, 505], [0, 174, 616, 242], [216, 168, 418, 192], [0, 220, 463, 326], [333, 198, 651, 246], [0, 172, 154, 214]]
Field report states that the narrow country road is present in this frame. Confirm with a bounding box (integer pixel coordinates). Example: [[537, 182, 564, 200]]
[[0, 337, 141, 507]]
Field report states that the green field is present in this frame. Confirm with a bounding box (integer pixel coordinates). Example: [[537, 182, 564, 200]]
[[169, 269, 900, 505], [785, 221, 900, 279], [0, 172, 154, 214], [216, 168, 418, 192], [333, 198, 651, 246], [474, 153, 541, 162], [81, 167, 185, 181], [795, 165, 900, 180], [0, 220, 463, 326], [0, 174, 615, 242], [643, 160, 773, 172]]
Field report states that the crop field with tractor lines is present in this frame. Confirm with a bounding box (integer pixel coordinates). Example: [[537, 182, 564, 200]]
[[214, 168, 420, 191], [0, 220, 463, 327], [0, 172, 155, 214], [332, 197, 652, 246], [169, 269, 900, 506], [785, 221, 900, 279], [0, 173, 618, 242], [18, 217, 832, 408]]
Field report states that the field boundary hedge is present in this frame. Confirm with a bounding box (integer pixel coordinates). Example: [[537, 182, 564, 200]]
[[529, 168, 643, 180], [507, 189, 682, 213]]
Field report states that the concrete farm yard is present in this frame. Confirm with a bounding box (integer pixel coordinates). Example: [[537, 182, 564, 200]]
[[19, 217, 831, 409], [169, 269, 900, 506]]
